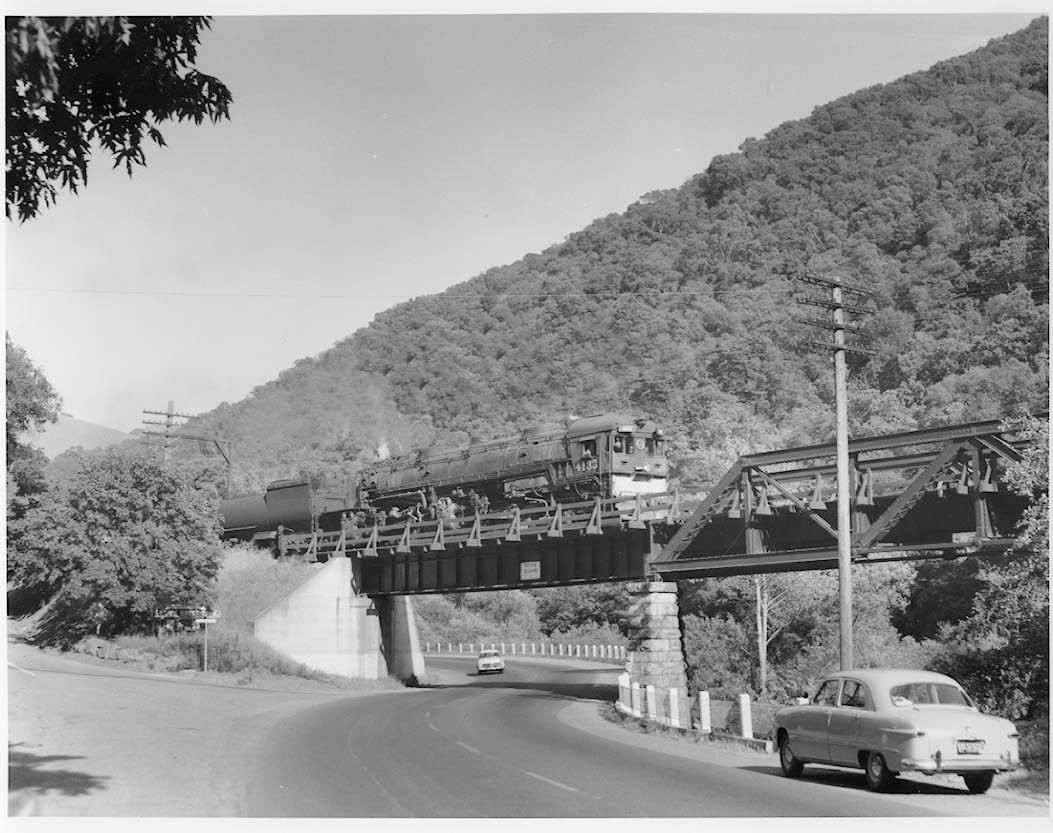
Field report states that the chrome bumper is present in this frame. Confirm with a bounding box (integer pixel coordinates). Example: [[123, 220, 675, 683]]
[[901, 756, 1018, 774]]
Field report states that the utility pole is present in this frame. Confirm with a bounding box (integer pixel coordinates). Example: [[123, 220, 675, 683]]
[[142, 402, 234, 494], [795, 275, 873, 671], [142, 401, 192, 464]]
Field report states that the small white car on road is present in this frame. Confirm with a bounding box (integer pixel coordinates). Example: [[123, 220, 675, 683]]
[[476, 649, 505, 675], [774, 668, 1019, 794]]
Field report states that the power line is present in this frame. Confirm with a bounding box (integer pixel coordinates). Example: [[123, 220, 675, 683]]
[[4, 285, 799, 301]]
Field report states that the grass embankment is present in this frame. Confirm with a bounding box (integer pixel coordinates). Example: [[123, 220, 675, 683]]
[[10, 546, 404, 691], [101, 629, 398, 690]]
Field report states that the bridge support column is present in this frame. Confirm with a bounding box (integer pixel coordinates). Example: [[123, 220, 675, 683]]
[[251, 556, 424, 683], [376, 593, 427, 684], [624, 581, 689, 727]]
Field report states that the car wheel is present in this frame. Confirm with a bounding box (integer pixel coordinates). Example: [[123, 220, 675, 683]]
[[963, 772, 994, 794], [864, 751, 894, 792], [779, 735, 804, 778]]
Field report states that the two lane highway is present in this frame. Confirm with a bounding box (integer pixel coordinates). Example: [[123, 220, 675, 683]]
[[244, 657, 953, 817]]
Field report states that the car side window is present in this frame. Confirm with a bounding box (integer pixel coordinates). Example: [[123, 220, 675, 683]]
[[813, 679, 840, 706], [839, 680, 867, 708]]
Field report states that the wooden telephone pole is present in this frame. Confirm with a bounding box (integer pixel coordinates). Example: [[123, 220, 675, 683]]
[[795, 275, 873, 670], [142, 402, 233, 495]]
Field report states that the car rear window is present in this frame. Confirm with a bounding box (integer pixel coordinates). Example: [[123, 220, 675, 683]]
[[889, 682, 972, 707]]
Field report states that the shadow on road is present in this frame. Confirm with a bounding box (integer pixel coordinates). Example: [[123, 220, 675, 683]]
[[8, 742, 110, 796], [740, 763, 968, 796], [424, 675, 618, 702]]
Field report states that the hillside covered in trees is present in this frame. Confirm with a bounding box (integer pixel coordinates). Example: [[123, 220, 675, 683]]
[[183, 19, 1047, 493], [15, 18, 1047, 729]]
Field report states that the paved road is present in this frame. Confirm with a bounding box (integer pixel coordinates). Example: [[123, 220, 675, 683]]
[[8, 643, 1049, 819], [245, 656, 1044, 817]]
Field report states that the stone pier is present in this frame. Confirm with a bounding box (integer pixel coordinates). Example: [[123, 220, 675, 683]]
[[624, 580, 689, 726]]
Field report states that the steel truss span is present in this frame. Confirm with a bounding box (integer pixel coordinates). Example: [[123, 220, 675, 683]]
[[273, 416, 1041, 594]]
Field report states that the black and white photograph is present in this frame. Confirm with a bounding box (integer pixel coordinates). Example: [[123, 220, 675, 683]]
[[5, 1, 1049, 824]]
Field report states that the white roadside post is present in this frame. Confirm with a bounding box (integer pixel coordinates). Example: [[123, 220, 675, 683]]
[[646, 685, 657, 720], [669, 688, 680, 728], [698, 691, 712, 734], [738, 693, 754, 739]]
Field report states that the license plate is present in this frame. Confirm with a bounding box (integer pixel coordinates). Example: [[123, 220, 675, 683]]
[[957, 739, 984, 754]]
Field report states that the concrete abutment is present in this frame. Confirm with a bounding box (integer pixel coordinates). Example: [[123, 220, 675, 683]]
[[251, 556, 425, 682]]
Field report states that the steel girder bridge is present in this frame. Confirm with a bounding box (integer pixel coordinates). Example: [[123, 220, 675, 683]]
[[278, 417, 1038, 595]]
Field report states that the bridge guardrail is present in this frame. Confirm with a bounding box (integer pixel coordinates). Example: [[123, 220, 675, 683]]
[[423, 641, 627, 664], [281, 492, 689, 561]]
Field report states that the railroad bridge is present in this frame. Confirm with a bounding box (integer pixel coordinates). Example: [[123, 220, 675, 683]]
[[253, 417, 1039, 691]]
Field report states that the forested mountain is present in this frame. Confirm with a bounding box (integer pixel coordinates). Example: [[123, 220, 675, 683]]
[[186, 19, 1048, 494]]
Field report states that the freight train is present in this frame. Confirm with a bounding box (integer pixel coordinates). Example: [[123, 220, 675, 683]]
[[220, 413, 668, 545]]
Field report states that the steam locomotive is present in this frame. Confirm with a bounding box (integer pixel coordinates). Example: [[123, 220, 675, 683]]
[[220, 413, 668, 545]]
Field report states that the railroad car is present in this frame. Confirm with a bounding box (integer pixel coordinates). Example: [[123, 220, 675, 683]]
[[220, 477, 350, 546], [362, 413, 667, 514], [219, 413, 668, 541]]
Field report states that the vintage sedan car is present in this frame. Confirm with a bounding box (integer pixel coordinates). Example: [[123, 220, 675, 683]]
[[774, 668, 1019, 794], [476, 649, 505, 675]]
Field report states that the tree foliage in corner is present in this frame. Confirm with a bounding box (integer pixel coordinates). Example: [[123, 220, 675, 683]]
[[928, 416, 1050, 719], [7, 450, 225, 643], [6, 16, 232, 221], [6, 334, 61, 509]]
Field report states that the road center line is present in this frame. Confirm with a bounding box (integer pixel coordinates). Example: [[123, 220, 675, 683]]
[[524, 770, 580, 793], [428, 723, 439, 732], [456, 741, 481, 754], [7, 663, 36, 676]]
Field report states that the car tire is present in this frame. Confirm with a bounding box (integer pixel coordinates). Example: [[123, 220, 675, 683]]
[[864, 751, 894, 792], [963, 772, 995, 794], [779, 735, 804, 778]]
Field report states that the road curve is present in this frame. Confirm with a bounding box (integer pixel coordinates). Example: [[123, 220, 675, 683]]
[[243, 656, 1019, 818], [9, 642, 1047, 819]]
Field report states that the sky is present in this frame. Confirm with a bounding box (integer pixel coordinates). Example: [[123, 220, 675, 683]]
[[4, 3, 1042, 433]]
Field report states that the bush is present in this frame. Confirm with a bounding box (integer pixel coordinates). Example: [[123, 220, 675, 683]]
[[213, 545, 322, 633], [547, 620, 625, 647], [1017, 719, 1050, 770], [413, 590, 543, 644], [164, 627, 313, 675], [111, 628, 353, 684], [682, 613, 752, 699]]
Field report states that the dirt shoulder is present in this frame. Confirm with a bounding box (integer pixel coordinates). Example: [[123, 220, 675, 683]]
[[9, 638, 1048, 818], [6, 635, 394, 817]]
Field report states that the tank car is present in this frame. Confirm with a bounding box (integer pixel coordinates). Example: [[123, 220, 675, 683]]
[[220, 477, 351, 546]]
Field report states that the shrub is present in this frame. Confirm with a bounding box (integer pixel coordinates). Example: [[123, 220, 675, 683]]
[[547, 620, 625, 646], [212, 545, 322, 633], [164, 627, 319, 676]]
